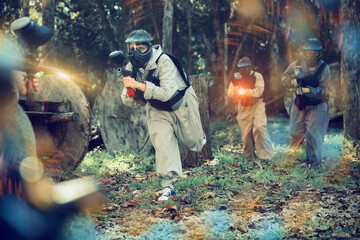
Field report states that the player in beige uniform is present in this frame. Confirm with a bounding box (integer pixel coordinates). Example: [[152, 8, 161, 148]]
[[121, 30, 205, 200], [228, 57, 274, 164]]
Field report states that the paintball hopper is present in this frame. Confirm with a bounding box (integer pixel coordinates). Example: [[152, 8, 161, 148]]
[[293, 66, 305, 79], [10, 17, 53, 47], [109, 50, 126, 66], [109, 50, 135, 97]]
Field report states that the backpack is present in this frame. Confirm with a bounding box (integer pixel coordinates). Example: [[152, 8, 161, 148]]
[[143, 52, 191, 111]]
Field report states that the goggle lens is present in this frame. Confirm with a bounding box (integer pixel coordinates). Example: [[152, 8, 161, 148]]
[[127, 42, 150, 54]]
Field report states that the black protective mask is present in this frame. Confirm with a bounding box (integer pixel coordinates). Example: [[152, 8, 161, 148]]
[[128, 47, 153, 69], [304, 50, 321, 68], [239, 66, 251, 77]]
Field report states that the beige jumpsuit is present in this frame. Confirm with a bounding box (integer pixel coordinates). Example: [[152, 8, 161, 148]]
[[228, 71, 274, 161], [121, 45, 205, 188]]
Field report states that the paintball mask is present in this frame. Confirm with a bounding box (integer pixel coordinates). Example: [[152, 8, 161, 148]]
[[237, 57, 252, 76], [303, 38, 322, 67], [125, 30, 153, 68]]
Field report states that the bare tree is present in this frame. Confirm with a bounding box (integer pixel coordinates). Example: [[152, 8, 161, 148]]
[[42, 0, 55, 65], [341, 0, 360, 140], [162, 0, 174, 53], [23, 0, 29, 16], [186, 0, 192, 74]]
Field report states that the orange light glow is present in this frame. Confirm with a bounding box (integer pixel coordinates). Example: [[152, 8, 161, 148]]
[[238, 88, 246, 95], [56, 71, 71, 79]]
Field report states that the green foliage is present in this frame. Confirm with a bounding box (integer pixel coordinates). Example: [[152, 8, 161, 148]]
[[0, 0, 21, 31]]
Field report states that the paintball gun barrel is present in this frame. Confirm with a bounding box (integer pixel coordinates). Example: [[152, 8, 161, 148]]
[[109, 50, 135, 97]]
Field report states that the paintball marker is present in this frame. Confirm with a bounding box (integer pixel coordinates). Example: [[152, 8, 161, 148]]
[[109, 50, 135, 97], [233, 72, 246, 96], [10, 17, 53, 102], [293, 66, 305, 95]]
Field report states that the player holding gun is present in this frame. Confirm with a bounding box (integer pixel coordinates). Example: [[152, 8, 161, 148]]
[[227, 57, 274, 166]]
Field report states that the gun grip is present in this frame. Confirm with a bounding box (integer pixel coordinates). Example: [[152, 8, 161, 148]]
[[127, 88, 135, 97]]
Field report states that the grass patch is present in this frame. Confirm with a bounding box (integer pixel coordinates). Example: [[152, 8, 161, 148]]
[[77, 117, 357, 239], [75, 150, 155, 175]]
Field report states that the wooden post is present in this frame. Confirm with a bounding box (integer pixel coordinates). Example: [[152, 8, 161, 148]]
[[181, 75, 213, 168]]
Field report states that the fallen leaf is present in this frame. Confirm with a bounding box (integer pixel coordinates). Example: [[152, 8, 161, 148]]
[[237, 224, 248, 233], [183, 171, 192, 176], [229, 197, 242, 202], [127, 200, 138, 206], [163, 203, 171, 212], [93, 217, 99, 226], [233, 178, 244, 184], [121, 200, 137, 208], [209, 159, 218, 165], [135, 173, 142, 179], [169, 205, 177, 213], [199, 192, 215, 199]]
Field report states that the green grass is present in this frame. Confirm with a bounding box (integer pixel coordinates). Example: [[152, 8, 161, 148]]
[[75, 150, 155, 175], [74, 117, 359, 238]]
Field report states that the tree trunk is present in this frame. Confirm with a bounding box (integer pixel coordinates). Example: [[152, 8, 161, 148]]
[[23, 0, 29, 16], [224, 22, 228, 106], [148, 0, 161, 43], [265, 32, 286, 113], [181, 75, 213, 168], [42, 0, 55, 66], [186, 0, 192, 74], [208, 0, 225, 116], [341, 0, 360, 140], [162, 0, 174, 53], [96, 0, 118, 51]]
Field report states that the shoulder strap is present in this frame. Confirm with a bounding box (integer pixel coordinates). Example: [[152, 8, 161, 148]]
[[147, 52, 191, 87], [313, 61, 327, 79], [145, 53, 163, 82], [162, 53, 191, 87], [131, 67, 138, 79]]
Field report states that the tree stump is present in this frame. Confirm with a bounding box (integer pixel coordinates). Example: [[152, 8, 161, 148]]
[[93, 70, 152, 153], [284, 62, 343, 120], [30, 74, 91, 171], [181, 75, 213, 168]]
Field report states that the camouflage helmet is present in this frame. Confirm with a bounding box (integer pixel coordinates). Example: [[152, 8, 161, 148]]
[[237, 57, 252, 76], [303, 38, 322, 51], [125, 29, 153, 68], [125, 29, 152, 43], [237, 57, 251, 68]]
